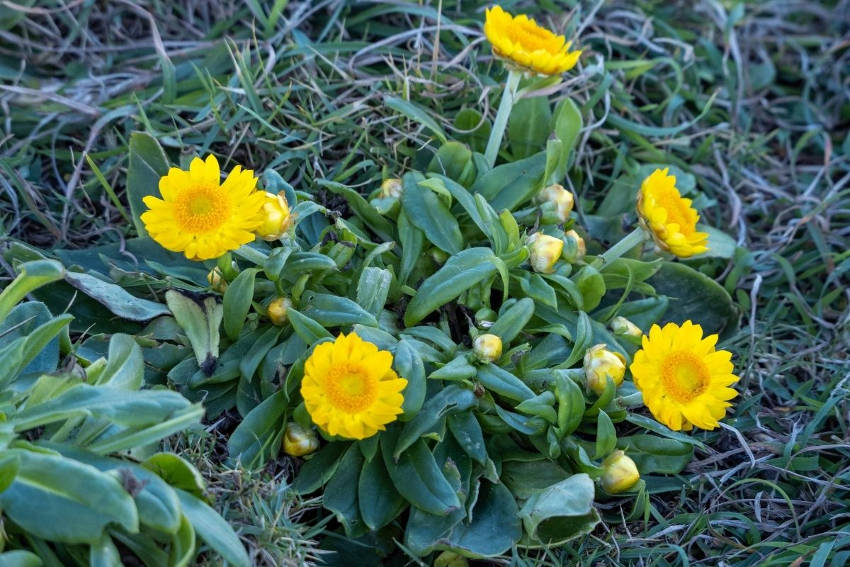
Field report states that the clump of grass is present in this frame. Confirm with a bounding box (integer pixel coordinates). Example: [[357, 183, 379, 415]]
[[2, 0, 849, 564]]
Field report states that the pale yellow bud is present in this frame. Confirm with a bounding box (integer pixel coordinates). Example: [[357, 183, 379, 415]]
[[380, 178, 403, 199], [473, 333, 502, 363], [256, 191, 292, 241], [267, 296, 292, 326], [207, 267, 228, 293], [562, 229, 586, 263], [610, 316, 643, 339], [583, 344, 626, 395], [282, 422, 319, 457], [434, 551, 469, 567], [527, 233, 564, 274], [600, 450, 640, 493], [538, 184, 575, 223]]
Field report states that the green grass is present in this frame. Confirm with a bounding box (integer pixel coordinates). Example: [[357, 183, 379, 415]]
[[2, 0, 849, 564]]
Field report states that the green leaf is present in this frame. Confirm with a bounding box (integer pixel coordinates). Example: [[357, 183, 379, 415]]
[[44, 443, 182, 535], [95, 333, 143, 389], [395, 385, 476, 459], [64, 271, 170, 321], [509, 96, 552, 160], [550, 97, 583, 181], [405, 481, 520, 558], [0, 449, 138, 544], [518, 473, 600, 546], [226, 390, 287, 469], [401, 172, 463, 255], [0, 550, 42, 567], [427, 142, 476, 186], [293, 442, 347, 494], [325, 444, 366, 536], [166, 291, 222, 371], [476, 364, 535, 402], [594, 410, 617, 458], [318, 180, 395, 241], [89, 534, 122, 567], [693, 224, 738, 259], [169, 514, 197, 567], [489, 297, 534, 344], [395, 339, 427, 419], [358, 447, 405, 531], [649, 262, 739, 337], [404, 248, 499, 326], [385, 96, 448, 143], [356, 267, 392, 317], [303, 292, 378, 328], [222, 269, 258, 341], [143, 453, 206, 498], [471, 152, 546, 212], [0, 260, 65, 325], [429, 355, 477, 381], [397, 210, 425, 285], [286, 308, 333, 344], [454, 108, 491, 153], [617, 434, 694, 474], [176, 489, 250, 567], [127, 132, 170, 236], [13, 383, 192, 431], [575, 266, 606, 312], [381, 431, 461, 516], [0, 453, 21, 493], [554, 371, 585, 437]]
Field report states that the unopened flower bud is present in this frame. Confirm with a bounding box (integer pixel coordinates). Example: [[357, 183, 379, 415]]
[[537, 183, 575, 223], [267, 296, 292, 326], [601, 450, 640, 493], [527, 233, 564, 274], [256, 191, 292, 241], [475, 308, 497, 327], [610, 316, 643, 339], [431, 248, 449, 265], [380, 178, 403, 199], [473, 333, 502, 363], [584, 344, 626, 395], [282, 422, 319, 457], [207, 267, 228, 293], [434, 551, 469, 567], [562, 229, 586, 263]]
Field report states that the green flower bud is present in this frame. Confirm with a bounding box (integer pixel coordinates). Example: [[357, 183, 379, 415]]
[[584, 344, 626, 395]]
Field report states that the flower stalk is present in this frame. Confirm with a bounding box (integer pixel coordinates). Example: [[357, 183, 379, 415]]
[[484, 69, 522, 168], [592, 227, 646, 270]]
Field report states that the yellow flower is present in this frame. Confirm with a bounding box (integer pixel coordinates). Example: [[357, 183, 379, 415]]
[[141, 155, 265, 261], [630, 321, 739, 431], [256, 191, 292, 241], [301, 333, 407, 440], [527, 232, 563, 273], [282, 422, 319, 457], [584, 344, 626, 395], [473, 333, 502, 363], [484, 5, 581, 76], [600, 450, 640, 493], [636, 168, 709, 258]]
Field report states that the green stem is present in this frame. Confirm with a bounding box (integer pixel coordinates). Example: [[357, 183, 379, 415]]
[[484, 69, 522, 168], [592, 227, 647, 270]]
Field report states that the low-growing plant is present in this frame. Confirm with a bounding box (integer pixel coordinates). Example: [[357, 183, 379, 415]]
[[1, 4, 746, 563], [0, 260, 250, 566]]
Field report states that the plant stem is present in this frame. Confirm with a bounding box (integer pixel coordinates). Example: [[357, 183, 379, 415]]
[[592, 227, 647, 270], [484, 69, 521, 168]]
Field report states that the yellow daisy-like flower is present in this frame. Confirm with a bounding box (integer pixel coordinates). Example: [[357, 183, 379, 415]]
[[630, 321, 739, 431], [301, 333, 408, 440], [483, 5, 581, 76], [141, 155, 266, 261], [636, 168, 709, 258]]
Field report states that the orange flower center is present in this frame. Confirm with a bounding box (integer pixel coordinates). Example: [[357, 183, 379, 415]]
[[175, 186, 231, 233], [325, 362, 377, 413], [660, 351, 710, 403], [653, 188, 696, 234]]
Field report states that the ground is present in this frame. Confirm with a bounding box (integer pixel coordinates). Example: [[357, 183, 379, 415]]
[[1, 1, 849, 565]]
